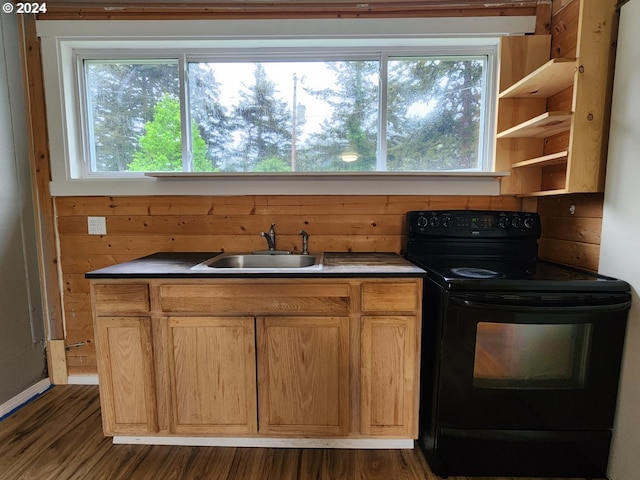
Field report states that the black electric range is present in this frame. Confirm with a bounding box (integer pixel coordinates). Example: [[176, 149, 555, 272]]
[[404, 210, 631, 478], [405, 209, 629, 293]]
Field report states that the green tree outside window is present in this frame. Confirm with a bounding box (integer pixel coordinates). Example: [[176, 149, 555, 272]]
[[127, 94, 212, 172]]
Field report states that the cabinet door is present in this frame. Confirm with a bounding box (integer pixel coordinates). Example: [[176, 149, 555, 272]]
[[361, 316, 419, 437], [95, 316, 158, 435], [257, 316, 350, 436], [166, 316, 257, 435]]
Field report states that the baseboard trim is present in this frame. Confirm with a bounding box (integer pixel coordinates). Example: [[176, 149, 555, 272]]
[[67, 374, 99, 385], [0, 378, 51, 420], [113, 436, 414, 449]]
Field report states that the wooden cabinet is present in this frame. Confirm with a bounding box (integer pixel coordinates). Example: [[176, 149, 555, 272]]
[[94, 316, 158, 435], [164, 316, 257, 435], [361, 316, 418, 437], [92, 281, 158, 436], [90, 278, 422, 441], [360, 281, 420, 437], [257, 316, 350, 436], [496, 0, 618, 196]]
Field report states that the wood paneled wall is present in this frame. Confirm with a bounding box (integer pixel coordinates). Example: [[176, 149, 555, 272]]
[[533, 0, 610, 272], [21, 0, 608, 381], [59, 195, 520, 375], [537, 193, 603, 271]]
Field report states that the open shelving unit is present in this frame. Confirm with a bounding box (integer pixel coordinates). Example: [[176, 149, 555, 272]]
[[495, 0, 618, 197]]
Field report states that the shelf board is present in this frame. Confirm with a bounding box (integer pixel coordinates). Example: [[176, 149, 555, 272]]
[[499, 58, 577, 99], [497, 111, 572, 139], [512, 151, 568, 169], [517, 189, 569, 197]]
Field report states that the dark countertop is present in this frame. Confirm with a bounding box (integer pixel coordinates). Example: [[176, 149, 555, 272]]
[[85, 252, 426, 279]]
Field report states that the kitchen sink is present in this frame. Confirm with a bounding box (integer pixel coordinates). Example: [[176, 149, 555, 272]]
[[191, 252, 323, 271]]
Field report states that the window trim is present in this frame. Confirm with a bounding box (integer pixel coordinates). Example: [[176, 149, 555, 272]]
[[37, 17, 535, 196]]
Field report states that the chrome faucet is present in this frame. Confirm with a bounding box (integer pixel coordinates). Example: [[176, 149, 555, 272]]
[[299, 230, 309, 255], [260, 223, 276, 251]]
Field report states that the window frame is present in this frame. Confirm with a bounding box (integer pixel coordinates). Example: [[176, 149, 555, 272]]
[[37, 17, 535, 196], [80, 49, 493, 176], [80, 56, 183, 178]]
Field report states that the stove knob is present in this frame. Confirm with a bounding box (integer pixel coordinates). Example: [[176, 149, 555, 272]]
[[498, 216, 509, 229], [524, 217, 535, 229], [511, 216, 523, 228], [442, 216, 452, 228], [429, 216, 440, 227], [416, 215, 428, 228]]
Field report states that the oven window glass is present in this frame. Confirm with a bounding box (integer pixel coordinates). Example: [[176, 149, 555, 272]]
[[473, 322, 591, 389]]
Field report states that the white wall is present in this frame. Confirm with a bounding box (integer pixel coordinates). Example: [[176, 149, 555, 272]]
[[0, 13, 46, 404], [599, 1, 640, 478]]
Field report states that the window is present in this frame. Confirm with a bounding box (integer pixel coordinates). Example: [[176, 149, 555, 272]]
[[85, 59, 180, 173], [84, 54, 488, 174], [37, 18, 535, 195]]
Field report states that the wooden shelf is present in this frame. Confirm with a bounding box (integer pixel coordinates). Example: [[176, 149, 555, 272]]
[[499, 58, 577, 99], [497, 111, 572, 139], [517, 189, 569, 197], [512, 151, 568, 169]]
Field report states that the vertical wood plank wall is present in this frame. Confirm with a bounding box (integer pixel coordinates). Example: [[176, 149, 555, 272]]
[[58, 195, 520, 375]]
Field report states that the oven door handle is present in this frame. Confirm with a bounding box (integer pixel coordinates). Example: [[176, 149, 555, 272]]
[[450, 296, 631, 312]]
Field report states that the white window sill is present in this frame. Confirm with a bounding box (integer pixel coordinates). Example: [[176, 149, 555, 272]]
[[49, 172, 509, 196]]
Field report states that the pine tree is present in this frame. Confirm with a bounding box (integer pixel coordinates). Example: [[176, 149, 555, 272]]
[[301, 61, 378, 171], [229, 64, 293, 172], [386, 58, 483, 171], [188, 64, 231, 171]]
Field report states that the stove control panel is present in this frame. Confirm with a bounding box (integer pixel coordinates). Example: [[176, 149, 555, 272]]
[[407, 210, 540, 238]]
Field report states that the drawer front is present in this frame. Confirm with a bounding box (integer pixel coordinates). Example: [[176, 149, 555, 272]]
[[93, 284, 150, 315], [160, 283, 351, 314], [361, 282, 420, 313]]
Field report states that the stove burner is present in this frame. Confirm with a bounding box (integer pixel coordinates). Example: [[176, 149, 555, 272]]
[[450, 267, 504, 279]]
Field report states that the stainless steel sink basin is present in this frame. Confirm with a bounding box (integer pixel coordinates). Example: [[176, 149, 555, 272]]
[[192, 253, 323, 271]]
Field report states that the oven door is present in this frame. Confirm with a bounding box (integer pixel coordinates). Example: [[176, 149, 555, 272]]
[[438, 292, 630, 430]]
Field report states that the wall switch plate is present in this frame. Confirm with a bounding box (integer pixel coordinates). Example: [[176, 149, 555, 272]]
[[88, 216, 107, 235]]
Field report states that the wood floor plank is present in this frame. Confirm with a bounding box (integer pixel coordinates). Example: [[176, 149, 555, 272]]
[[356, 449, 400, 479], [317, 449, 355, 480], [0, 385, 589, 480], [0, 386, 104, 479], [297, 448, 327, 479], [226, 447, 280, 479]]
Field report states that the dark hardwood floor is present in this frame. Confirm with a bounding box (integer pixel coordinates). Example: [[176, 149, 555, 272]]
[[0, 385, 588, 480]]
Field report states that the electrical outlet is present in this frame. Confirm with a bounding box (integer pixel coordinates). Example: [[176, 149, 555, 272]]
[[88, 216, 107, 235]]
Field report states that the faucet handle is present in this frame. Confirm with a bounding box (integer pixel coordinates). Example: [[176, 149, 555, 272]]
[[299, 230, 309, 255], [260, 228, 276, 251], [259, 223, 277, 251]]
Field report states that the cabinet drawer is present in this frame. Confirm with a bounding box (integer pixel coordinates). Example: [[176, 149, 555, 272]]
[[93, 284, 150, 315], [160, 283, 350, 314], [361, 282, 419, 313]]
